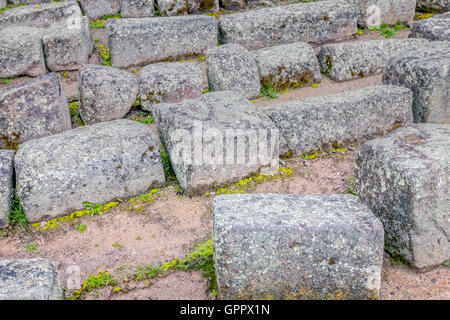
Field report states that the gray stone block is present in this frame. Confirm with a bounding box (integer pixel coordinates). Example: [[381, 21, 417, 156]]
[[214, 193, 384, 300], [0, 0, 82, 29], [0, 258, 63, 300], [121, 0, 155, 18], [0, 26, 46, 78], [382, 41, 449, 124], [317, 38, 429, 81], [409, 12, 450, 41], [43, 16, 93, 71], [139, 61, 203, 113], [78, 65, 139, 125], [157, 0, 188, 16], [355, 124, 450, 270], [206, 43, 260, 99], [107, 16, 218, 68], [188, 0, 219, 14], [218, 0, 357, 50], [153, 91, 279, 194], [0, 150, 14, 228], [79, 0, 121, 19], [262, 85, 413, 156], [416, 0, 450, 13], [220, 0, 246, 10], [15, 119, 165, 222], [251, 42, 321, 91], [0, 73, 71, 149]]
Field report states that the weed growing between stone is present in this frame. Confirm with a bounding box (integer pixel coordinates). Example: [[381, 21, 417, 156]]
[[159, 143, 178, 183], [260, 83, 278, 99], [7, 193, 29, 232], [368, 22, 410, 38], [90, 13, 121, 29]]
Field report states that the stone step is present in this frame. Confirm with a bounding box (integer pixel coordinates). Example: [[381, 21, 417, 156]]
[[409, 12, 450, 41], [107, 16, 218, 68], [214, 193, 384, 300], [382, 41, 449, 124], [0, 73, 71, 148], [262, 85, 413, 156], [0, 150, 14, 228], [15, 119, 165, 222], [355, 124, 450, 270], [218, 0, 357, 50], [153, 91, 279, 194], [317, 38, 429, 81], [0, 258, 63, 300]]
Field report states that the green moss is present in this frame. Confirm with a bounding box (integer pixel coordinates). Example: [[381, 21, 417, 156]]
[[68, 270, 117, 300]]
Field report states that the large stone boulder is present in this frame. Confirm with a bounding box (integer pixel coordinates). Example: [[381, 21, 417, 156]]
[[346, 0, 416, 27], [0, 73, 71, 149], [355, 124, 450, 270], [107, 16, 218, 68], [214, 194, 385, 300], [409, 12, 450, 41], [0, 258, 63, 300], [139, 61, 203, 113], [78, 65, 139, 125], [251, 42, 321, 91], [206, 44, 261, 100], [79, 0, 121, 19], [416, 0, 450, 13], [121, 0, 155, 18], [382, 41, 449, 124], [218, 0, 357, 50], [317, 38, 429, 81], [43, 16, 93, 71], [15, 119, 165, 222], [0, 0, 82, 29], [153, 91, 279, 194], [262, 85, 413, 156], [0, 26, 46, 78], [0, 150, 14, 228]]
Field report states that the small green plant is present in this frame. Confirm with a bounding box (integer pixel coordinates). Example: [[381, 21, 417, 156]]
[[260, 83, 278, 99], [75, 224, 87, 233], [25, 243, 39, 253], [133, 111, 153, 124], [390, 257, 404, 266], [136, 235, 142, 240], [82, 201, 104, 217], [94, 43, 111, 66], [8, 193, 29, 231], [346, 177, 356, 195], [444, 259, 450, 267], [69, 271, 117, 300], [112, 241, 123, 250], [159, 144, 177, 182], [68, 101, 84, 126]]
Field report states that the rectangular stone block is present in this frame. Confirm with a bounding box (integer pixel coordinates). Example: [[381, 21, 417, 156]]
[[153, 91, 279, 194], [14, 119, 166, 222], [79, 0, 121, 19], [0, 73, 71, 149], [251, 42, 321, 91], [317, 38, 429, 81], [262, 85, 413, 156], [409, 12, 450, 41], [218, 0, 357, 50], [121, 0, 155, 18], [382, 41, 449, 124], [107, 16, 218, 68], [214, 194, 384, 300], [416, 0, 450, 13], [0, 150, 15, 228], [355, 124, 450, 270]]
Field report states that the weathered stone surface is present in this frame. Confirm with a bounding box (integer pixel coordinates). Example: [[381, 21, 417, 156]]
[[220, 0, 246, 10], [8, 0, 53, 4], [317, 38, 429, 81], [43, 16, 93, 71], [157, 0, 188, 16], [0, 258, 63, 300], [79, 0, 121, 19], [409, 12, 450, 41], [0, 150, 14, 228], [107, 16, 217, 68], [345, 0, 416, 27], [206, 44, 260, 99], [0, 26, 46, 78], [78, 65, 138, 125], [154, 91, 279, 193], [382, 41, 449, 124], [15, 119, 165, 222], [188, 0, 219, 14], [0, 73, 71, 149], [251, 42, 321, 91], [0, 0, 6, 9], [262, 85, 413, 156], [214, 193, 384, 300], [0, 0, 82, 29], [355, 124, 450, 270], [121, 0, 155, 18], [139, 61, 203, 113], [416, 0, 450, 13], [218, 0, 357, 50]]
